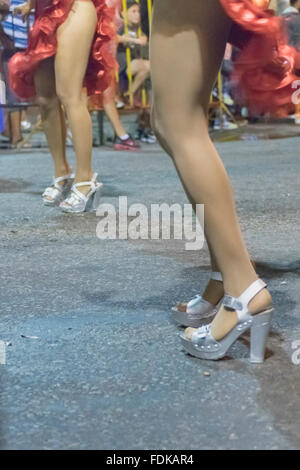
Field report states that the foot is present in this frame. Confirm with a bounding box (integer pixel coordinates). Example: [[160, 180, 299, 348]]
[[140, 131, 157, 144], [185, 284, 272, 342], [181, 279, 273, 363], [43, 167, 73, 205], [11, 137, 23, 147], [114, 135, 141, 151], [172, 272, 224, 328], [59, 172, 102, 213], [175, 277, 224, 313], [73, 172, 97, 197]]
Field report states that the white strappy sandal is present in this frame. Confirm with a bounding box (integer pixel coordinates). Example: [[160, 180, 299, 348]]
[[181, 279, 274, 363], [172, 272, 223, 328], [42, 173, 74, 206], [59, 172, 103, 213]]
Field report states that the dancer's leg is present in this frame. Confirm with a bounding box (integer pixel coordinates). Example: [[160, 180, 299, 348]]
[[153, 110, 224, 309], [202, 241, 224, 304], [151, 0, 272, 340], [55, 0, 97, 192], [9, 110, 22, 145], [34, 57, 69, 179], [151, 93, 224, 307]]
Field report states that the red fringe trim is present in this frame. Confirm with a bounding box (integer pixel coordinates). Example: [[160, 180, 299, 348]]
[[220, 0, 298, 116], [8, 0, 119, 106]]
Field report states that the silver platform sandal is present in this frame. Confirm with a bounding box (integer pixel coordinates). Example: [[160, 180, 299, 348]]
[[172, 272, 223, 328], [180, 279, 274, 363], [42, 173, 74, 206], [59, 172, 103, 213]]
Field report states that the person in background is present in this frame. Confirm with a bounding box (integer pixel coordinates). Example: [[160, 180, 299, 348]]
[[4, 0, 32, 130], [0, 2, 24, 146], [116, 1, 155, 144], [282, 0, 300, 123], [104, 97, 141, 151], [134, 107, 156, 143], [212, 42, 238, 130], [277, 0, 291, 12], [282, 0, 300, 47], [0, 0, 9, 137], [139, 0, 152, 39], [117, 1, 150, 102], [0, 105, 3, 133]]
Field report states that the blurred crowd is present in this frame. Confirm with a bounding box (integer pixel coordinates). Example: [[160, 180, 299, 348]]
[[0, 0, 32, 146], [1, 0, 300, 149]]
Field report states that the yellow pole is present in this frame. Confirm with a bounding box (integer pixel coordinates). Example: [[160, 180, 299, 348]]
[[123, 0, 134, 107], [147, 0, 152, 34], [217, 71, 224, 127], [218, 71, 223, 103], [136, 0, 147, 108], [217, 70, 237, 125]]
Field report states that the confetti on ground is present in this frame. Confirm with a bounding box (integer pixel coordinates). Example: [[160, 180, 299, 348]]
[[21, 335, 39, 340]]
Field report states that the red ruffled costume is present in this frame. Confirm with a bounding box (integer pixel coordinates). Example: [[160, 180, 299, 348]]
[[8, 0, 120, 106], [220, 0, 300, 116]]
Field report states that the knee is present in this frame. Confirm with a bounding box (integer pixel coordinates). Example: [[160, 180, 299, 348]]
[[56, 87, 81, 108], [152, 100, 208, 155], [151, 104, 177, 158], [134, 60, 150, 77], [143, 61, 150, 75], [151, 103, 177, 148], [36, 93, 58, 110]]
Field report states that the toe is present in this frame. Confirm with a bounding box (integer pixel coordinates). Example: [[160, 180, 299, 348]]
[[176, 302, 187, 312], [185, 327, 197, 340]]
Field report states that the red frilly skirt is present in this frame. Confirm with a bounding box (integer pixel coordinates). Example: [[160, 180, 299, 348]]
[[8, 0, 120, 107], [220, 0, 299, 116]]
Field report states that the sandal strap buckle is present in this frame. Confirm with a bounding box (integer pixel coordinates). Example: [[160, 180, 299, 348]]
[[223, 296, 243, 311], [210, 271, 223, 282], [223, 279, 267, 321]]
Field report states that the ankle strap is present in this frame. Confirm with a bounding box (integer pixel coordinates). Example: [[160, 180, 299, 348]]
[[239, 279, 266, 306], [223, 279, 267, 321], [73, 173, 98, 191], [210, 272, 223, 282], [53, 174, 70, 187]]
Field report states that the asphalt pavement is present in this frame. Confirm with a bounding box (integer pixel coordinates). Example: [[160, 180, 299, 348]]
[[0, 131, 300, 450]]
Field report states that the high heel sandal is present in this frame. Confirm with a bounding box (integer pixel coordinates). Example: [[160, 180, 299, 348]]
[[180, 279, 274, 363], [42, 172, 74, 206], [59, 172, 103, 213], [172, 272, 223, 328]]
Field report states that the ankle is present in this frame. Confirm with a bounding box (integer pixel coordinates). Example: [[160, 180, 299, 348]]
[[54, 164, 71, 179], [223, 271, 258, 299], [248, 288, 273, 315], [202, 279, 224, 305], [74, 171, 94, 184]]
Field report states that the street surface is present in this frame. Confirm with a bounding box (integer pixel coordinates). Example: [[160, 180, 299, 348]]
[[0, 131, 300, 449]]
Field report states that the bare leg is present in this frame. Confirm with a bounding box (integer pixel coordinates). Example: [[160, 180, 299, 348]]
[[34, 57, 70, 179], [103, 98, 128, 138], [130, 59, 150, 95], [55, 0, 98, 193], [10, 111, 22, 145], [202, 241, 224, 304], [151, 0, 272, 340], [151, 103, 224, 308]]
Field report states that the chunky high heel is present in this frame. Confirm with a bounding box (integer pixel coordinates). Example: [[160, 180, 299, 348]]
[[42, 172, 74, 206], [250, 311, 273, 363], [59, 172, 103, 213], [172, 272, 223, 328], [180, 279, 273, 363]]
